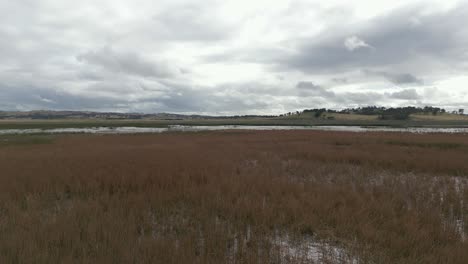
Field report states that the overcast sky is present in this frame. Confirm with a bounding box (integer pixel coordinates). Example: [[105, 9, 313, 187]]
[[1, 0, 467, 114]]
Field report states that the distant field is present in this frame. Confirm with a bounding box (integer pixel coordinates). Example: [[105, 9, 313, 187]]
[[1, 131, 467, 263], [325, 112, 378, 121], [411, 113, 468, 121]]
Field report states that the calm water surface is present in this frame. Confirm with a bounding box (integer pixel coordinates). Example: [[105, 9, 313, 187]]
[[1, 125, 468, 135]]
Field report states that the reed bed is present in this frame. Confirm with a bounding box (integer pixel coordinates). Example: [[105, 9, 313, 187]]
[[0, 131, 467, 263]]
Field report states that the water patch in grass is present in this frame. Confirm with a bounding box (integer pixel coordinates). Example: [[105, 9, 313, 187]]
[[271, 232, 358, 263]]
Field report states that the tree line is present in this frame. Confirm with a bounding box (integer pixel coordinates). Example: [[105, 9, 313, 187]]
[[301, 106, 465, 120]]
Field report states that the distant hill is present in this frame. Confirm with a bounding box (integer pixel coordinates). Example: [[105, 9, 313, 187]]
[[0, 110, 282, 120], [0, 106, 466, 122]]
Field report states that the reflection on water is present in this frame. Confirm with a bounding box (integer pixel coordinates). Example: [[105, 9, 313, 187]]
[[0, 127, 166, 135], [1, 125, 468, 135]]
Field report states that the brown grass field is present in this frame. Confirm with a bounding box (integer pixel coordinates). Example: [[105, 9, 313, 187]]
[[1, 131, 467, 263]]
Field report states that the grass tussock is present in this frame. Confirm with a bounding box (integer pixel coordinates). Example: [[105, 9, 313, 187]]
[[0, 131, 467, 263]]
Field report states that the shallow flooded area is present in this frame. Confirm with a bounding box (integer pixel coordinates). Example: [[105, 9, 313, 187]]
[[1, 125, 468, 135]]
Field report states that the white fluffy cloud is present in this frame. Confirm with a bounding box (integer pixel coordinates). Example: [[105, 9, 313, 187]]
[[344, 36, 372, 51]]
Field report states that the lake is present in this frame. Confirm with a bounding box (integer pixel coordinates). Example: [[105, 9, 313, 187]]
[[1, 125, 468, 135]]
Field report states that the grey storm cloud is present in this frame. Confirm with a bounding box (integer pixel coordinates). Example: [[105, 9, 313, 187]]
[[0, 0, 467, 114], [296, 81, 336, 98], [294, 82, 422, 106], [363, 70, 424, 85], [340, 92, 384, 105], [387, 89, 421, 100], [77, 47, 178, 78], [277, 3, 468, 75], [151, 4, 233, 42], [0, 79, 272, 115], [383, 73, 423, 85], [0, 83, 127, 111]]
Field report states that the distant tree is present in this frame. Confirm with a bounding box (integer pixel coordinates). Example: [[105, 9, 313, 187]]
[[378, 107, 416, 120], [301, 106, 447, 119], [459, 109, 465, 115], [314, 108, 327, 118]]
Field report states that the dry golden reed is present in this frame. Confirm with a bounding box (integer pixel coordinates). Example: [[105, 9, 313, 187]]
[[0, 131, 467, 263]]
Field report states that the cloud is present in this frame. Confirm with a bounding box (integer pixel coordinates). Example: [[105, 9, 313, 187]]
[[331, 78, 348, 84], [274, 3, 468, 76], [344, 36, 372, 51], [0, 83, 127, 111], [77, 47, 178, 78], [294, 81, 384, 106], [384, 73, 423, 85], [293, 81, 424, 106], [388, 89, 421, 100], [0, 0, 467, 114], [151, 3, 233, 42], [0, 79, 277, 115], [296, 81, 336, 98], [364, 70, 423, 85], [340, 92, 384, 105]]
